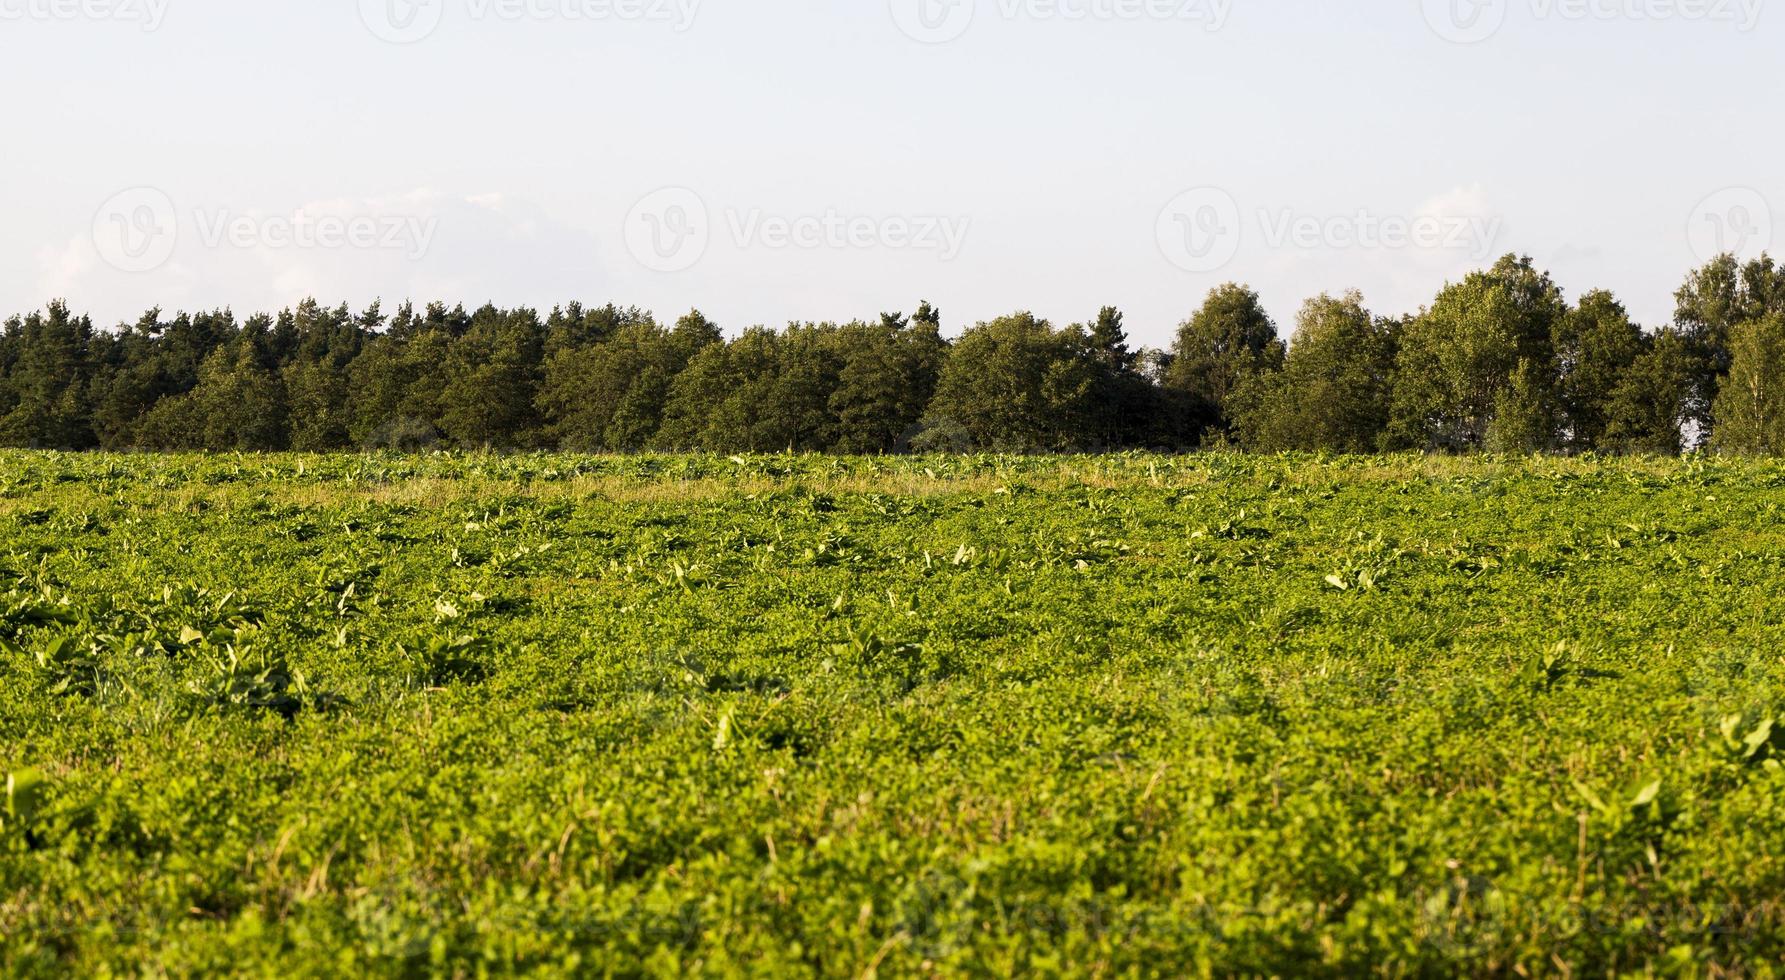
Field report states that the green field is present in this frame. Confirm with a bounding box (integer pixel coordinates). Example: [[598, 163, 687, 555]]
[[4, 452, 1785, 976]]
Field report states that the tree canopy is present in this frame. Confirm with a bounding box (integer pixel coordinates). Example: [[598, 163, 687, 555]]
[[4, 252, 1782, 455]]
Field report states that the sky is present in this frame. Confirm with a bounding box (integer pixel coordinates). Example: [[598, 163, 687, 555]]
[[1, 0, 1779, 347]]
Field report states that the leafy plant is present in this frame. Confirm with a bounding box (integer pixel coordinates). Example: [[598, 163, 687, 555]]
[[402, 635, 495, 687], [32, 634, 105, 698], [1718, 713, 1782, 769], [1519, 643, 1575, 692], [1573, 775, 1682, 856], [2, 768, 47, 837], [188, 642, 314, 717], [0, 586, 76, 641]]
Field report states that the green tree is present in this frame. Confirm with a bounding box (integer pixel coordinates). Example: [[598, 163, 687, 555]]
[[277, 301, 372, 450], [1080, 306, 1158, 449], [1602, 328, 1694, 455], [89, 309, 174, 449], [438, 306, 545, 448], [1553, 290, 1646, 451], [346, 313, 454, 449], [0, 301, 100, 449], [657, 326, 819, 452], [642, 310, 733, 449], [284, 359, 354, 450], [1711, 314, 1785, 455], [668, 309, 724, 362], [140, 331, 289, 451], [755, 325, 843, 451], [1387, 255, 1566, 451], [1673, 253, 1783, 438], [539, 315, 692, 451], [920, 313, 1094, 451], [1487, 359, 1560, 454], [655, 340, 732, 450], [543, 302, 653, 357], [1231, 291, 1396, 453], [1164, 284, 1283, 443], [827, 313, 948, 453]]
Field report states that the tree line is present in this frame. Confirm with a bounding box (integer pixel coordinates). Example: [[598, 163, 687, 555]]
[[3, 253, 1783, 455]]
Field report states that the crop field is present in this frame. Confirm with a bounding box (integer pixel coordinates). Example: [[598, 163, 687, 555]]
[[3, 452, 1785, 976]]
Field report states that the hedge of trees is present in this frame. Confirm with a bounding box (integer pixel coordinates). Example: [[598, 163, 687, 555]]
[[3, 253, 1783, 455]]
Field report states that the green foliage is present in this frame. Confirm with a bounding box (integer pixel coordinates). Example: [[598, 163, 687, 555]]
[[1165, 283, 1284, 441], [7, 256, 1785, 456], [923, 312, 1096, 451], [2, 768, 47, 836], [1517, 641, 1578, 692], [2, 452, 1785, 973], [539, 318, 686, 451], [1080, 306, 1159, 449], [1486, 357, 1560, 453], [1231, 291, 1396, 452], [402, 633, 496, 688], [1717, 713, 1782, 769], [31, 634, 106, 698], [346, 306, 456, 447], [439, 305, 546, 449], [1673, 253, 1785, 432], [1712, 313, 1785, 455], [1603, 327, 1696, 455], [1388, 255, 1566, 451], [0, 302, 100, 450], [1554, 290, 1647, 451], [827, 313, 946, 453], [136, 328, 291, 451], [187, 642, 314, 717], [656, 326, 838, 451]]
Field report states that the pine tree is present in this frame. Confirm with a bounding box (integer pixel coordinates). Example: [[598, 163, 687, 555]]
[[438, 306, 545, 448], [0, 302, 102, 449]]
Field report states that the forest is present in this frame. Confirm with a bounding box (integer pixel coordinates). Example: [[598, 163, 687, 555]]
[[2, 252, 1782, 456]]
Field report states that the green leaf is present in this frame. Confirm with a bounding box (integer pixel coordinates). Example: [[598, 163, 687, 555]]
[[1744, 718, 1775, 760], [39, 636, 70, 662], [1572, 780, 1610, 814], [5, 769, 47, 824]]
